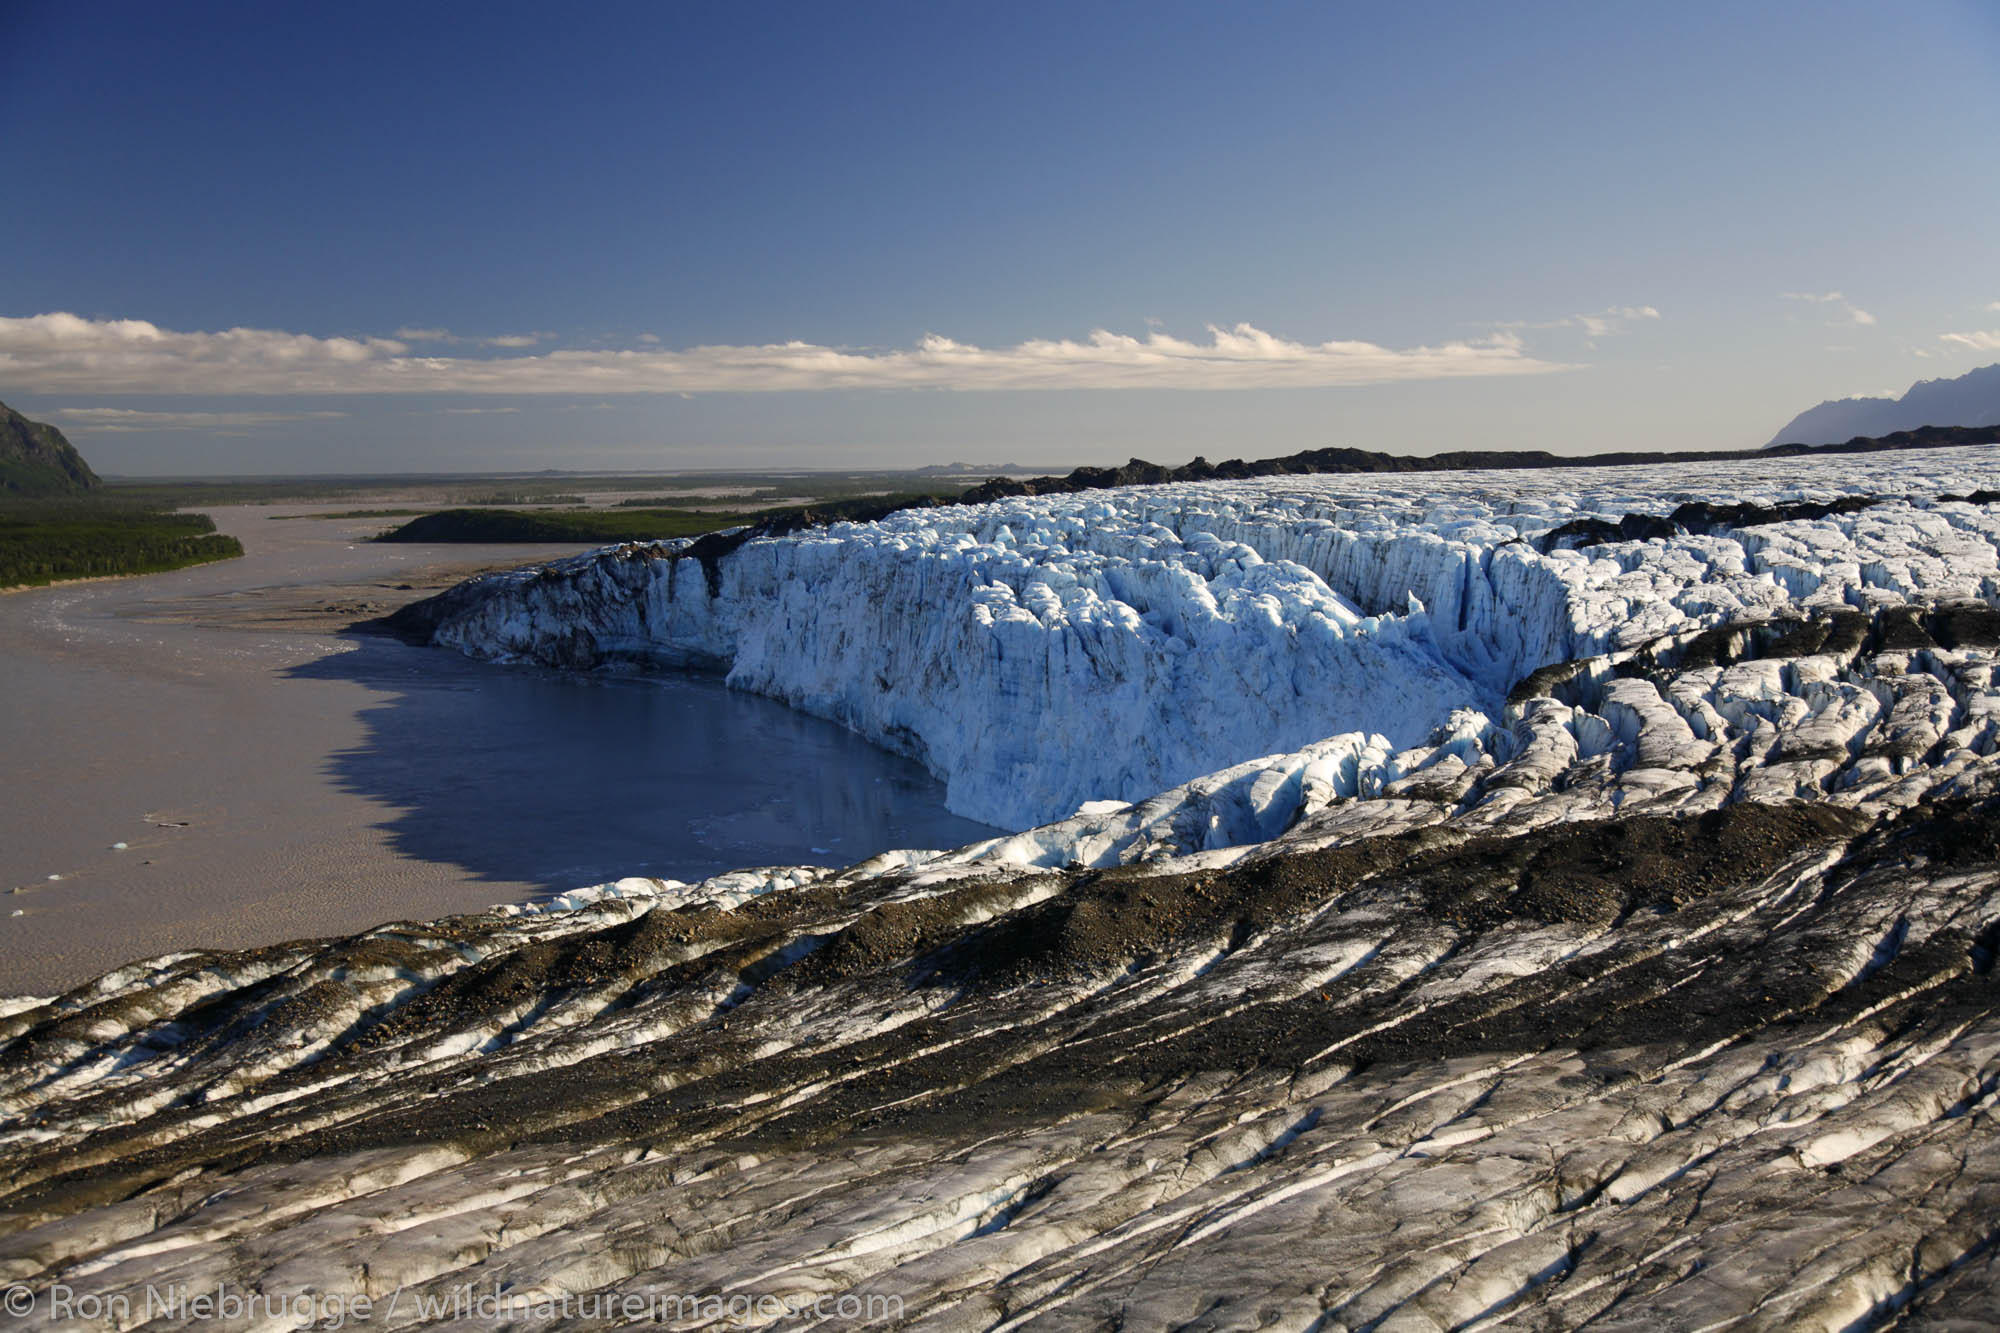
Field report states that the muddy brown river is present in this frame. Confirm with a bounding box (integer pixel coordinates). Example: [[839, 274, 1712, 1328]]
[[0, 506, 995, 995]]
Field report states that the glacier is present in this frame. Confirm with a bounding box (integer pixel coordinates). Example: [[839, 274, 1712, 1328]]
[[7, 445, 2000, 1329], [419, 445, 2000, 830]]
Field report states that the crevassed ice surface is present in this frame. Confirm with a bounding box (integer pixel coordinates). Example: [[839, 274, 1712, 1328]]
[[433, 445, 2000, 829]]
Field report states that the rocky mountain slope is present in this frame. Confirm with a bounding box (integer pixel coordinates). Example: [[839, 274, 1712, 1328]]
[[6, 448, 2000, 1328], [0, 399, 99, 496], [1769, 362, 2000, 447]]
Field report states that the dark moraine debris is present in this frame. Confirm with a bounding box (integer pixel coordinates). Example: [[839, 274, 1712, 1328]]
[[1932, 599, 2000, 649], [0, 794, 1947, 1163], [671, 493, 926, 596], [1870, 604, 1938, 653], [1534, 494, 1882, 552], [2, 775, 1998, 1327], [1506, 604, 1940, 706], [1506, 654, 1597, 705], [373, 567, 504, 643]]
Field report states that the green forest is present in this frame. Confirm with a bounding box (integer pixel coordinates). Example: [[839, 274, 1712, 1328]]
[[0, 501, 244, 589]]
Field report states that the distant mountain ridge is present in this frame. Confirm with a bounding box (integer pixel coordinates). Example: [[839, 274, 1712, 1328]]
[[0, 399, 101, 495], [910, 460, 1037, 476], [1769, 362, 2000, 447]]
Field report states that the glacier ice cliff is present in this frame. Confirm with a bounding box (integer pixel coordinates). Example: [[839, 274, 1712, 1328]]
[[415, 445, 2000, 830], [7, 447, 2000, 1328]]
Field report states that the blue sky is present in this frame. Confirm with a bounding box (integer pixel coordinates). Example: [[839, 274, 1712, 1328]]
[[2, 0, 1996, 474]]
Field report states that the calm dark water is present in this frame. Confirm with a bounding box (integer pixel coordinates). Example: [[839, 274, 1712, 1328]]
[[293, 635, 1000, 892]]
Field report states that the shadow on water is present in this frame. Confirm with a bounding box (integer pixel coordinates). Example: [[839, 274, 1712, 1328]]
[[286, 633, 1001, 896]]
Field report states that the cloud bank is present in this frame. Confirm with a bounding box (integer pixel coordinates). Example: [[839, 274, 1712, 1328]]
[[393, 327, 546, 349], [1492, 305, 1661, 338], [0, 313, 1568, 396], [47, 407, 348, 432]]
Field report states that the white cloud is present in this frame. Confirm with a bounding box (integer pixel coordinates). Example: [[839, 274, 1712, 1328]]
[[1781, 290, 1875, 327], [437, 406, 520, 415], [48, 407, 347, 432], [1986, 301, 2000, 314], [0, 312, 1572, 396], [1495, 305, 1661, 338], [393, 326, 543, 348], [1940, 330, 2000, 352], [1575, 306, 1660, 337]]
